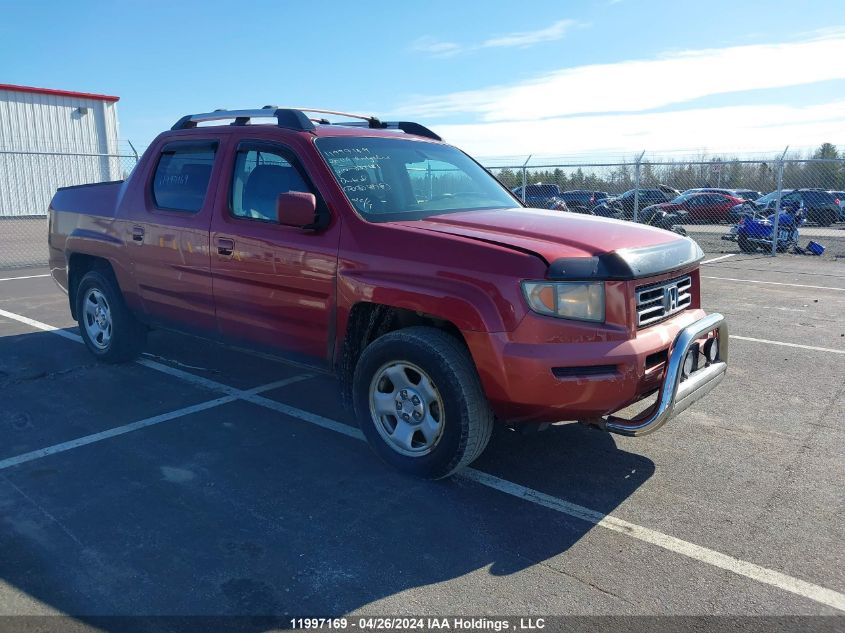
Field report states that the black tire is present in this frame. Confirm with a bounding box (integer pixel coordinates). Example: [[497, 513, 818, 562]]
[[352, 326, 494, 479], [75, 268, 146, 363], [737, 234, 757, 253], [816, 210, 836, 227]]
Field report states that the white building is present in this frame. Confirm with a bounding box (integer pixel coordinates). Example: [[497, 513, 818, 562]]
[[0, 83, 123, 217]]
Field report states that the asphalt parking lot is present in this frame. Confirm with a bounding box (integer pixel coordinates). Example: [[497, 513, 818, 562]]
[[0, 253, 843, 629]]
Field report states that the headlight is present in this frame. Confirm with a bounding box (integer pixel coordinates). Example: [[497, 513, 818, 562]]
[[521, 281, 605, 322]]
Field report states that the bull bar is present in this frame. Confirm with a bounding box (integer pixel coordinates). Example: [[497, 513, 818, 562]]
[[591, 312, 728, 437]]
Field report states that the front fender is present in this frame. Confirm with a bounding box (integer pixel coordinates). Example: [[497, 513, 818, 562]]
[[337, 268, 521, 335]]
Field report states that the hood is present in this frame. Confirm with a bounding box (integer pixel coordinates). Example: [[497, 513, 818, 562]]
[[394, 207, 702, 279]]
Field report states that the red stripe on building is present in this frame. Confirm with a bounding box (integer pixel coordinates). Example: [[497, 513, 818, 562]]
[[0, 83, 119, 103]]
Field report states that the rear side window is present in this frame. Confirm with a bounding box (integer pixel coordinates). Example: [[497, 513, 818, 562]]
[[152, 142, 217, 212], [802, 191, 836, 205]]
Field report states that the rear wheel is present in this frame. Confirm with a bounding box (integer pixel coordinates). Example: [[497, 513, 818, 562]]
[[352, 326, 494, 479], [76, 269, 146, 363]]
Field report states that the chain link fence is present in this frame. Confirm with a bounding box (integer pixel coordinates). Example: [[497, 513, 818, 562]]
[[0, 149, 138, 268], [1, 145, 844, 269], [486, 150, 845, 258]]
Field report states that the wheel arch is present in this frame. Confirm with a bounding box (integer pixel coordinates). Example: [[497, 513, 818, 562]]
[[337, 302, 469, 408], [67, 253, 117, 320]]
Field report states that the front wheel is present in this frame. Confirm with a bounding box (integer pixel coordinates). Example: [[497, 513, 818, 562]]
[[352, 327, 494, 479], [76, 269, 147, 363]]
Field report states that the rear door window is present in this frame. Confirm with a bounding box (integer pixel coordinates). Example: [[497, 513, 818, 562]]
[[152, 142, 217, 212]]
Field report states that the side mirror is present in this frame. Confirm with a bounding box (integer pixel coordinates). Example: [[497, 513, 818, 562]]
[[276, 192, 317, 227]]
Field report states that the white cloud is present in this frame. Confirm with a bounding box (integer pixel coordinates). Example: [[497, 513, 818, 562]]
[[400, 32, 845, 120], [480, 20, 578, 49], [411, 19, 579, 57], [410, 36, 463, 58], [435, 102, 845, 157]]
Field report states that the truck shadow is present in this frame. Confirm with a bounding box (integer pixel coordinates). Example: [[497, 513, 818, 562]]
[[0, 328, 655, 627]]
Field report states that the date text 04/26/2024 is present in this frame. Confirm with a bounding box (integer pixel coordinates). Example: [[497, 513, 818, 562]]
[[289, 617, 546, 630]]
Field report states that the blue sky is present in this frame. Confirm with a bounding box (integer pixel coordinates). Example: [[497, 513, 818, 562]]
[[1, 0, 844, 158]]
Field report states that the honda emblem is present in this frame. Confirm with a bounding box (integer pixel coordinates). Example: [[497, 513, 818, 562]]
[[664, 285, 679, 312]]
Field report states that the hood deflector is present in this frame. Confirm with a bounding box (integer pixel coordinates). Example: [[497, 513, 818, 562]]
[[547, 239, 704, 281]]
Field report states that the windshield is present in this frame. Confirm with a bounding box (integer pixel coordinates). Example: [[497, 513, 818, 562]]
[[670, 192, 697, 204], [316, 136, 520, 221], [757, 190, 790, 204]]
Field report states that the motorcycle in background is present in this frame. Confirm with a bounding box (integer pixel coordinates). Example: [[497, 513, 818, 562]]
[[722, 200, 805, 253]]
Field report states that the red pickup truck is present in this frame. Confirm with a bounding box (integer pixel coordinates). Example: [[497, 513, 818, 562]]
[[48, 107, 728, 478]]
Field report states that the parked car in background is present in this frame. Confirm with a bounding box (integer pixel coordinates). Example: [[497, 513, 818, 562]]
[[685, 188, 762, 201], [643, 191, 743, 224], [557, 190, 610, 213], [606, 185, 680, 219], [782, 189, 841, 226], [511, 183, 568, 210], [726, 189, 841, 226], [683, 187, 735, 197], [733, 189, 763, 201], [831, 191, 845, 220], [727, 189, 793, 224]]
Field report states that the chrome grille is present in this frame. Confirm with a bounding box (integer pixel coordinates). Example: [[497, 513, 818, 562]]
[[636, 275, 692, 327]]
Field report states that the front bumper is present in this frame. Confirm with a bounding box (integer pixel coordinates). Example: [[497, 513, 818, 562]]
[[591, 312, 728, 436], [464, 306, 726, 424]]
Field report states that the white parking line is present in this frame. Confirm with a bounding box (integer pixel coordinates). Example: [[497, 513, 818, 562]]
[[703, 275, 845, 292], [0, 308, 82, 342], [462, 470, 845, 612], [731, 335, 845, 355], [0, 374, 313, 472], [0, 396, 237, 471], [701, 254, 736, 264], [2, 307, 845, 611], [0, 273, 51, 282], [0, 307, 313, 392], [247, 393, 365, 441]]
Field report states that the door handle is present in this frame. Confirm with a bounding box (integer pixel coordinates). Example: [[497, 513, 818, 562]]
[[217, 237, 235, 258], [131, 225, 145, 243]]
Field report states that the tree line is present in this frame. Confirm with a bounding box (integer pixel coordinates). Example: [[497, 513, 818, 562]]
[[487, 143, 845, 195]]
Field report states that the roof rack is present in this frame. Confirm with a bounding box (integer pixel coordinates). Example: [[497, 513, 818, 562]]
[[171, 107, 316, 132], [171, 106, 441, 140], [335, 120, 442, 141]]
